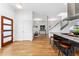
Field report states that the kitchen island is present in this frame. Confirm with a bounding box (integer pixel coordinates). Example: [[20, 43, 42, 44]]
[[52, 32, 79, 46], [51, 32, 79, 56]]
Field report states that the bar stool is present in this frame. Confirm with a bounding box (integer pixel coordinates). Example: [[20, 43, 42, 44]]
[[50, 36, 56, 48], [50, 36, 53, 44], [58, 41, 75, 56], [53, 39, 61, 51], [53, 39, 75, 56]]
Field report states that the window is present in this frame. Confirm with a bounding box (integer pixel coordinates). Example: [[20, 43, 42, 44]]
[[40, 25, 45, 31]]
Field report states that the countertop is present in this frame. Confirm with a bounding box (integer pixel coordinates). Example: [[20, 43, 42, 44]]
[[50, 32, 79, 43]]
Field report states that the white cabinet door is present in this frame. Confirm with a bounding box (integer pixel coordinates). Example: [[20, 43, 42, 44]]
[[23, 20, 33, 40], [17, 20, 24, 40], [17, 20, 33, 40]]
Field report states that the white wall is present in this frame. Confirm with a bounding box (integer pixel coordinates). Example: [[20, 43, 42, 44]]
[[15, 10, 33, 41], [0, 3, 15, 48]]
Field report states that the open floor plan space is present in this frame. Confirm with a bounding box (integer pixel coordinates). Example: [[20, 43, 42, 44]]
[[0, 3, 79, 56]]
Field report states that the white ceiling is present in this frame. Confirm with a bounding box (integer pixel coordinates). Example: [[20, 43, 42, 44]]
[[9, 3, 67, 17]]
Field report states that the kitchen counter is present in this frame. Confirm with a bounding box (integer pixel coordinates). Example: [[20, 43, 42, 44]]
[[51, 32, 79, 46]]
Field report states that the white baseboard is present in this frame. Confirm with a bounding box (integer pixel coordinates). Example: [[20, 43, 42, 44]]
[[14, 39, 33, 41]]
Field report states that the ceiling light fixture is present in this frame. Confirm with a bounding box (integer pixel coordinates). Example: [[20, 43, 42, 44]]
[[16, 3, 23, 9], [48, 18, 58, 21], [58, 12, 67, 16], [58, 12, 67, 19], [34, 18, 42, 21]]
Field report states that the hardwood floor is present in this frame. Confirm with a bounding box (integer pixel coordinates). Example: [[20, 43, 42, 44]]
[[32, 35, 58, 56], [0, 34, 79, 56]]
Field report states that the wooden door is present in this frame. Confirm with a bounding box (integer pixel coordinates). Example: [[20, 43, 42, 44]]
[[1, 16, 13, 47]]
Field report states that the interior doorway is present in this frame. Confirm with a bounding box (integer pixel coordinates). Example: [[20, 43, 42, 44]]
[[33, 20, 48, 38], [39, 25, 46, 35]]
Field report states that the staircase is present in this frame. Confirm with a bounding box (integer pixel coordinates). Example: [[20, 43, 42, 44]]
[[49, 21, 61, 30], [48, 19, 69, 38], [49, 19, 69, 31]]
